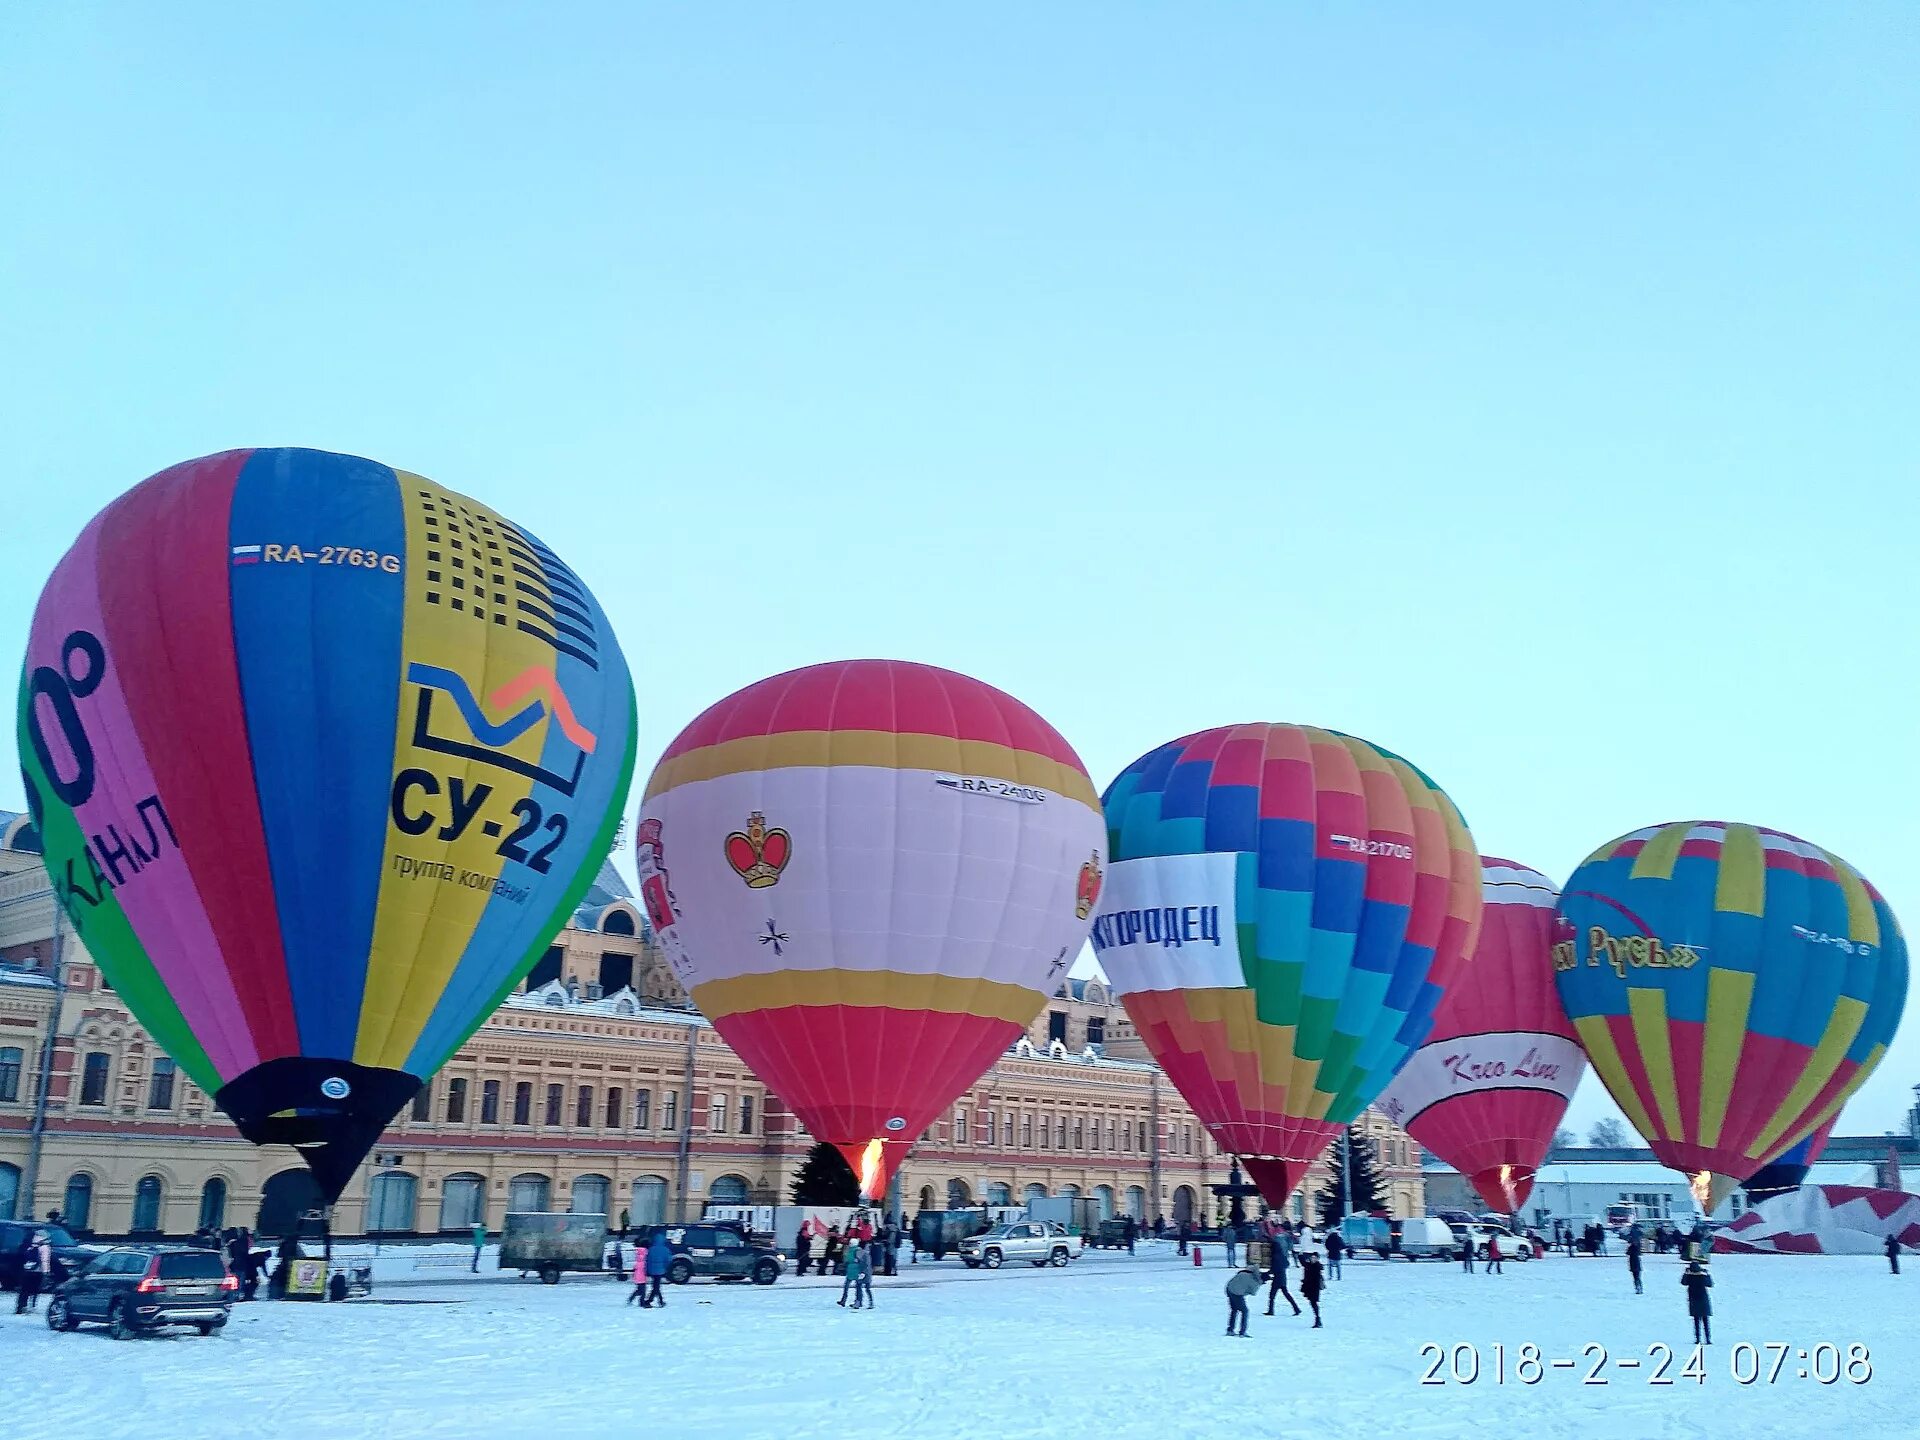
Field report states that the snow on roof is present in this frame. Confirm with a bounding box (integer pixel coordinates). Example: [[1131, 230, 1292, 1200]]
[[500, 981, 708, 1028]]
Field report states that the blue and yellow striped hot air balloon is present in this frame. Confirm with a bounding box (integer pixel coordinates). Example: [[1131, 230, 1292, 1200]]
[[1554, 821, 1907, 1212]]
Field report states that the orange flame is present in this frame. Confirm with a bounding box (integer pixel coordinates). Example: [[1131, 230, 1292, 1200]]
[[858, 1139, 885, 1198], [1688, 1170, 1711, 1211]]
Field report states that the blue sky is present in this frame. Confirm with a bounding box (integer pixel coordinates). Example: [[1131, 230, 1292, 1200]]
[[3, 3, 1916, 1141]]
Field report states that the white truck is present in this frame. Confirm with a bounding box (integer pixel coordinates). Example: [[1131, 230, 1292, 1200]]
[[957, 1221, 1083, 1269]]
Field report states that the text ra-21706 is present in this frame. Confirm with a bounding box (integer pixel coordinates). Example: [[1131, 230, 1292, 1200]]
[[1418, 1343, 1873, 1386]]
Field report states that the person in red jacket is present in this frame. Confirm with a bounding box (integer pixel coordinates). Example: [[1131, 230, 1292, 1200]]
[[1485, 1233, 1504, 1275]]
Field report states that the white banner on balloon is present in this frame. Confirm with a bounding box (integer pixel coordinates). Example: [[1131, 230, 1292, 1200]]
[[1375, 1031, 1587, 1128], [1090, 853, 1243, 996]]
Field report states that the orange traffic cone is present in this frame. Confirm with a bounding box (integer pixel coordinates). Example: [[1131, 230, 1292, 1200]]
[[1192, 1245, 1203, 1267]]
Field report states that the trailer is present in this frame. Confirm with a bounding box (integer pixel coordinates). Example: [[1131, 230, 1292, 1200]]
[[499, 1212, 610, 1284]]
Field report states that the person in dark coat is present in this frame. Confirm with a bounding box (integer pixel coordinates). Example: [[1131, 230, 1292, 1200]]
[[639, 1230, 673, 1308], [1264, 1226, 1301, 1316], [1298, 1251, 1325, 1328], [13, 1232, 51, 1314], [1627, 1233, 1644, 1294], [1681, 1259, 1713, 1345], [822, 1224, 844, 1276], [1124, 1216, 1137, 1255], [1177, 1218, 1191, 1257], [1886, 1233, 1902, 1275], [1324, 1227, 1344, 1280], [1459, 1235, 1475, 1273]]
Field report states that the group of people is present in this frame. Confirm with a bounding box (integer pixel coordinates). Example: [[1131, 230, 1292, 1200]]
[[11, 1228, 58, 1314], [1224, 1213, 1332, 1336], [188, 1224, 272, 1301], [795, 1212, 899, 1286]]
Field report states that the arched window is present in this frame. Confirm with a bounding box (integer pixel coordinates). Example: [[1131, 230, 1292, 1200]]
[[602, 909, 636, 937], [367, 1172, 418, 1234], [63, 1173, 94, 1231], [708, 1175, 750, 1206], [1023, 1183, 1048, 1207], [198, 1177, 228, 1231], [132, 1175, 164, 1233], [986, 1182, 1012, 1206], [0, 1161, 20, 1221], [439, 1173, 486, 1231], [918, 1184, 936, 1212], [1092, 1185, 1115, 1221], [1126, 1186, 1147, 1220], [507, 1174, 552, 1213], [630, 1176, 668, 1226], [571, 1174, 611, 1217], [1058, 1184, 1081, 1205], [946, 1178, 972, 1208]]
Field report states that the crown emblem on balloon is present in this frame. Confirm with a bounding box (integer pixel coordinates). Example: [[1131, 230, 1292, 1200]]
[[724, 812, 792, 889], [1076, 851, 1103, 920]]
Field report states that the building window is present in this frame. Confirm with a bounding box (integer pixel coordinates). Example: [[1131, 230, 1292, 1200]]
[[513, 1082, 532, 1125], [131, 1174, 164, 1232], [147, 1057, 176, 1111], [1021, 1114, 1033, 1148], [524, 946, 563, 991], [1106, 1119, 1116, 1150], [480, 1080, 500, 1124], [1037, 1114, 1049, 1149], [445, 1078, 468, 1123], [663, 1093, 678, 1131], [411, 1084, 432, 1121], [1183, 1125, 1193, 1155], [79, 1052, 110, 1106], [739, 1095, 754, 1135], [709, 1095, 728, 1133], [954, 1108, 966, 1146], [1073, 1118, 1084, 1149], [367, 1172, 418, 1233], [0, 1046, 23, 1103], [1138, 1121, 1148, 1150], [1087, 1017, 1105, 1047], [1057, 1118, 1067, 1148], [635, 1090, 651, 1129], [545, 1084, 563, 1125], [1002, 1115, 1012, 1146], [63, 1174, 93, 1231], [576, 1086, 594, 1128], [606, 1087, 624, 1129], [198, 1177, 227, 1231], [1048, 1011, 1068, 1045]]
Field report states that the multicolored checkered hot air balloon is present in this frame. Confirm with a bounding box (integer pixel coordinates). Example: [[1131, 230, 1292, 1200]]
[[1092, 724, 1482, 1205], [639, 659, 1104, 1201], [1376, 858, 1587, 1215], [17, 449, 637, 1203], [1554, 822, 1908, 1214]]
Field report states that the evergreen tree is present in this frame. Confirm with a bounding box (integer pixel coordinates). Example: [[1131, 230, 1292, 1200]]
[[788, 1141, 860, 1205], [1314, 1126, 1387, 1226]]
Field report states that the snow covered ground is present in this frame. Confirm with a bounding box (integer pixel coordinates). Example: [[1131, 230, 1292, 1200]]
[[5, 1241, 1916, 1440]]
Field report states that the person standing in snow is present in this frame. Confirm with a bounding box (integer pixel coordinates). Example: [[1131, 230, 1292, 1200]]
[[627, 1246, 650, 1306], [1886, 1233, 1902, 1275], [1124, 1216, 1136, 1255], [1681, 1258, 1713, 1345], [848, 1243, 875, 1310], [639, 1230, 672, 1308], [822, 1224, 844, 1277], [1224, 1263, 1258, 1336], [13, 1231, 51, 1314], [1263, 1225, 1300, 1317], [1459, 1233, 1475, 1273], [1222, 1219, 1240, 1268], [1484, 1233, 1503, 1275], [470, 1220, 486, 1274], [1177, 1217, 1191, 1257], [1298, 1249, 1325, 1329], [1324, 1227, 1344, 1280], [1627, 1232, 1644, 1294], [795, 1217, 815, 1277]]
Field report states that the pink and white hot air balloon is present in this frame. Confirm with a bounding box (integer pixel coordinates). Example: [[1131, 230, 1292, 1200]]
[[1377, 858, 1587, 1214]]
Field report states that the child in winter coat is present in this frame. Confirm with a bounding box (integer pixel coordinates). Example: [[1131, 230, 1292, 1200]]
[[627, 1247, 649, 1305], [1224, 1264, 1259, 1336], [1298, 1251, 1325, 1328], [1681, 1259, 1713, 1345]]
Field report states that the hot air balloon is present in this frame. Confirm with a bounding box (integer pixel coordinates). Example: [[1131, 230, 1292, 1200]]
[[1554, 822, 1907, 1216], [638, 659, 1103, 1201], [1742, 1111, 1839, 1205], [17, 448, 636, 1208], [1376, 858, 1587, 1215], [1092, 724, 1482, 1205]]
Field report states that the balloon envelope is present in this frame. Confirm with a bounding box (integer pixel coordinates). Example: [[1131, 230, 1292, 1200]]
[[17, 449, 636, 1200], [1554, 822, 1907, 1213], [1742, 1111, 1838, 1204], [1377, 858, 1587, 1214], [1092, 724, 1482, 1204], [639, 659, 1103, 1199]]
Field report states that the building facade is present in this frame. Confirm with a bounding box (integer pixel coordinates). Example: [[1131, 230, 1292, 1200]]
[[0, 825, 1422, 1238]]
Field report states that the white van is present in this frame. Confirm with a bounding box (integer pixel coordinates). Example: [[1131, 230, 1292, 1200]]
[[1396, 1217, 1458, 1259]]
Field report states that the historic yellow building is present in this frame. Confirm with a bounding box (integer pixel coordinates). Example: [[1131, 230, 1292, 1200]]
[[0, 824, 1422, 1237]]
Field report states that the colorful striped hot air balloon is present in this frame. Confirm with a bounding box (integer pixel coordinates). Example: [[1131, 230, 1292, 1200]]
[[1376, 858, 1587, 1215], [1092, 724, 1482, 1205], [638, 660, 1104, 1200], [1554, 822, 1907, 1215], [17, 449, 636, 1202]]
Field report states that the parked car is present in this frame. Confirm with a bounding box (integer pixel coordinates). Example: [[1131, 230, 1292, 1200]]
[[1338, 1214, 1392, 1258], [1396, 1217, 1459, 1259], [1433, 1209, 1479, 1228], [1088, 1218, 1134, 1250], [0, 1220, 96, 1292], [46, 1246, 235, 1338], [636, 1223, 786, 1285], [1448, 1222, 1534, 1261], [958, 1222, 1082, 1269]]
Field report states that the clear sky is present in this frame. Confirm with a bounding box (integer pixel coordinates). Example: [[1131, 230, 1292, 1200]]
[[3, 3, 1916, 1142]]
